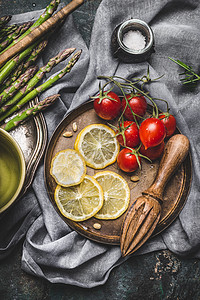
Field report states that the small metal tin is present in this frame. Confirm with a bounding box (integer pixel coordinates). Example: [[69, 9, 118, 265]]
[[111, 19, 155, 63]]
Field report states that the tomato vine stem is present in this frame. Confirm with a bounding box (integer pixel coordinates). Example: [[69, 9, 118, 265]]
[[97, 74, 161, 118]]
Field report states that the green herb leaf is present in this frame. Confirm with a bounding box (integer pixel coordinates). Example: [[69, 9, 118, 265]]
[[169, 57, 200, 86]]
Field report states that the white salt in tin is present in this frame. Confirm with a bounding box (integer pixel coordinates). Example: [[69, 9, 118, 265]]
[[111, 19, 154, 63]]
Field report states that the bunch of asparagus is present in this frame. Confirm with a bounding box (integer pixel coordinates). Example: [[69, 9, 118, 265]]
[[0, 0, 82, 132]]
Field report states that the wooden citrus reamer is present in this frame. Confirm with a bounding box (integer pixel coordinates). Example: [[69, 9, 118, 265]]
[[120, 134, 190, 257]]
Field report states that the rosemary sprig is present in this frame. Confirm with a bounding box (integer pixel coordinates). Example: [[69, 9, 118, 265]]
[[169, 57, 200, 85]]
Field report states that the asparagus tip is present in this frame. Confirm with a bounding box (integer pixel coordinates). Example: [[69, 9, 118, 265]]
[[38, 93, 60, 106], [73, 49, 82, 61], [60, 47, 76, 57]]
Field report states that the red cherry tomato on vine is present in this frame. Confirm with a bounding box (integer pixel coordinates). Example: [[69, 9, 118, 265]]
[[117, 148, 141, 172], [139, 117, 166, 150], [140, 141, 165, 161], [121, 93, 147, 120], [93, 91, 121, 120], [158, 113, 176, 138], [116, 121, 140, 148]]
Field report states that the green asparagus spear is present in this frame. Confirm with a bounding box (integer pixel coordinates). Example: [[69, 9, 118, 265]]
[[1, 94, 60, 131], [0, 0, 60, 55], [0, 50, 81, 122], [0, 24, 19, 42], [0, 66, 38, 106], [0, 47, 75, 112], [0, 40, 48, 92], [0, 16, 12, 29], [0, 24, 18, 34], [0, 40, 39, 85], [0, 21, 33, 53]]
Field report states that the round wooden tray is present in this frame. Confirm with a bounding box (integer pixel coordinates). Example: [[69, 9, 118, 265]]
[[44, 100, 192, 245]]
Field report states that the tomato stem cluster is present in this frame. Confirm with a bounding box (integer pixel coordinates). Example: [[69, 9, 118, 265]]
[[125, 144, 151, 169], [97, 68, 166, 120], [96, 71, 165, 166], [91, 83, 119, 104], [93, 68, 175, 172]]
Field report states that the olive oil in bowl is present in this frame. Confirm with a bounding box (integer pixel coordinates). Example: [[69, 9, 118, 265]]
[[0, 129, 25, 213]]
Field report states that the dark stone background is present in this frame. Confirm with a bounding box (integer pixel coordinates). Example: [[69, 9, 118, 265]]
[[0, 1, 200, 299]]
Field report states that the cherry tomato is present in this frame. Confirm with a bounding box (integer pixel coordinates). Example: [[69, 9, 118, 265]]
[[140, 141, 165, 161], [139, 117, 166, 149], [121, 93, 147, 120], [93, 91, 121, 120], [117, 148, 141, 172], [116, 121, 140, 148], [159, 113, 176, 138]]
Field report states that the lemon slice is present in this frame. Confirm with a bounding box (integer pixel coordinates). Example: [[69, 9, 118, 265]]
[[74, 124, 120, 169], [54, 175, 104, 221], [50, 149, 86, 187], [93, 171, 130, 220]]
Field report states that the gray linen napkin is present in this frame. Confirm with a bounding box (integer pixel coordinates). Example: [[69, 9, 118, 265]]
[[1, 0, 200, 287]]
